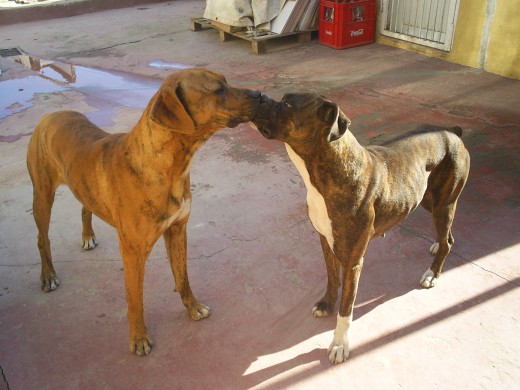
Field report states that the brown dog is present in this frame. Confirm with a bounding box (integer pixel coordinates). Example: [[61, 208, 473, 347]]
[[27, 68, 260, 355], [251, 93, 470, 364]]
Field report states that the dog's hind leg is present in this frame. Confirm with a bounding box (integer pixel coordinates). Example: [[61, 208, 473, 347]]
[[312, 234, 340, 317], [81, 207, 97, 250], [428, 229, 454, 256], [420, 202, 457, 288], [29, 171, 60, 292], [420, 194, 450, 258]]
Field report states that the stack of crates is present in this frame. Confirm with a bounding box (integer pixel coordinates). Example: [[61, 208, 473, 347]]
[[319, 0, 376, 49]]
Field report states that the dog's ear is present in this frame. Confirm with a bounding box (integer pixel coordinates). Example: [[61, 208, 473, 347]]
[[318, 100, 350, 143], [150, 83, 195, 134], [332, 109, 350, 142]]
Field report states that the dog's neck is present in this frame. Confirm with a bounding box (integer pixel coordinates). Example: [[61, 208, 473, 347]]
[[289, 129, 366, 167], [285, 128, 372, 197], [123, 113, 207, 180]]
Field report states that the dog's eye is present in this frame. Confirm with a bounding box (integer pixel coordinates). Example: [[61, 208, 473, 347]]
[[214, 87, 225, 95]]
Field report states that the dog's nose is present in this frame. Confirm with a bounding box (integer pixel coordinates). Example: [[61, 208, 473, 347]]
[[260, 94, 278, 106], [249, 90, 261, 99]]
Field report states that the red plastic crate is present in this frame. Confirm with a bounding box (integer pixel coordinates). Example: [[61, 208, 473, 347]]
[[319, 0, 376, 49]]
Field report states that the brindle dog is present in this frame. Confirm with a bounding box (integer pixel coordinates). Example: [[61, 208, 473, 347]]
[[251, 93, 470, 364], [27, 68, 260, 355]]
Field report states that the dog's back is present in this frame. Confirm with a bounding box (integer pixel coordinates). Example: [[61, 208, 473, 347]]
[[380, 124, 463, 145], [28, 111, 110, 158], [374, 125, 469, 176]]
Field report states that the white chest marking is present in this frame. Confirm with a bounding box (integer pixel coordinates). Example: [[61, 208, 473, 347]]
[[162, 198, 191, 230], [285, 144, 334, 251]]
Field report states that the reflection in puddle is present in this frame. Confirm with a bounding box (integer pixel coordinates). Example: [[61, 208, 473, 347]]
[[14, 55, 77, 84], [0, 54, 163, 126]]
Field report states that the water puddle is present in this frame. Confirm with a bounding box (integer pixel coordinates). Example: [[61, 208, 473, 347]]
[[1, 76, 64, 120], [0, 54, 168, 128]]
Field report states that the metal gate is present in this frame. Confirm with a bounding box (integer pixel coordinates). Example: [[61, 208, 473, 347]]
[[380, 0, 459, 51]]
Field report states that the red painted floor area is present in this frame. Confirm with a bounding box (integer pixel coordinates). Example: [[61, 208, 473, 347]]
[[0, 1, 519, 389]]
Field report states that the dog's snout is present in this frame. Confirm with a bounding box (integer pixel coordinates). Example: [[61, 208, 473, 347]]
[[250, 90, 261, 100], [260, 94, 275, 105]]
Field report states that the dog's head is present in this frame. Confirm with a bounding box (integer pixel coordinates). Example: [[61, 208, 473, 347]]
[[251, 93, 351, 152], [149, 68, 260, 136]]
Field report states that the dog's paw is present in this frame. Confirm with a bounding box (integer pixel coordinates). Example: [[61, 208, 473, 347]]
[[82, 236, 97, 250], [328, 314, 351, 364], [129, 334, 154, 356], [420, 269, 436, 288], [430, 242, 439, 255], [41, 275, 60, 292], [188, 301, 211, 321], [312, 301, 332, 317], [328, 340, 350, 364]]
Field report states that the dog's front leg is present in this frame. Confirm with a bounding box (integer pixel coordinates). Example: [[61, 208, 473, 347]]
[[313, 234, 340, 317], [328, 254, 364, 364], [119, 237, 154, 356], [164, 222, 211, 320]]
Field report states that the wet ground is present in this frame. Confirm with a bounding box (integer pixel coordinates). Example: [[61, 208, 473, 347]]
[[0, 1, 519, 389]]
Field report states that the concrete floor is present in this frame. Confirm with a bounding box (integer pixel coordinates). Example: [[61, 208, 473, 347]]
[[1, 1, 519, 389]]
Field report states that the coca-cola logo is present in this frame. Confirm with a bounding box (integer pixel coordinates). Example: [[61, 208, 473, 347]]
[[325, 30, 333, 36], [350, 29, 364, 37]]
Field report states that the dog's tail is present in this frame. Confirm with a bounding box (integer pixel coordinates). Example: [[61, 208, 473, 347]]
[[448, 126, 463, 137]]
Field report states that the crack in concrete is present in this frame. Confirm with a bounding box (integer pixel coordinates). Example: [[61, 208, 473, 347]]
[[189, 218, 309, 261], [60, 30, 183, 58], [398, 224, 519, 287]]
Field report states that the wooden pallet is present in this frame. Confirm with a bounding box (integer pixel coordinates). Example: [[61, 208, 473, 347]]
[[191, 17, 317, 54]]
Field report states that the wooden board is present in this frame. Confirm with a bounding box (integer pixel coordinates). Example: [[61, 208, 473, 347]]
[[191, 17, 317, 54]]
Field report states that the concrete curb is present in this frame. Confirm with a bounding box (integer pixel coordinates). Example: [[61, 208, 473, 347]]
[[0, 0, 171, 25]]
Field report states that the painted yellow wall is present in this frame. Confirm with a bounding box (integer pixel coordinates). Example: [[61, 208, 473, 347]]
[[376, 0, 520, 80], [447, 0, 486, 68], [486, 0, 520, 80]]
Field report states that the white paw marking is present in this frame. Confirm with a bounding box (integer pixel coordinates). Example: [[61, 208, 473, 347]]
[[191, 303, 211, 320], [50, 278, 60, 290], [312, 305, 329, 317], [199, 305, 210, 318], [82, 237, 97, 250], [285, 144, 334, 251], [43, 277, 60, 292], [430, 242, 439, 255], [328, 314, 351, 364], [420, 269, 436, 288]]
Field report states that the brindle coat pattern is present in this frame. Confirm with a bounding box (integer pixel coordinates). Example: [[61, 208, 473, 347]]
[[27, 68, 260, 355], [252, 93, 470, 364]]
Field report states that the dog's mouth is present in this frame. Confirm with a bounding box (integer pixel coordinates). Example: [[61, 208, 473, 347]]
[[258, 126, 272, 139], [249, 121, 273, 139]]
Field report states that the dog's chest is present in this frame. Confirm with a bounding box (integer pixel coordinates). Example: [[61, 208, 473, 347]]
[[285, 144, 335, 250], [162, 197, 191, 230]]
